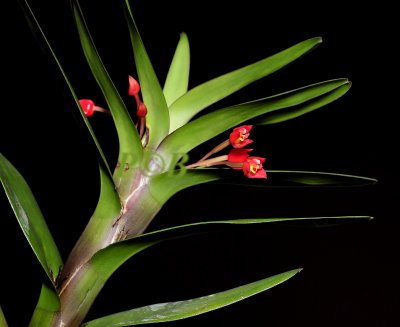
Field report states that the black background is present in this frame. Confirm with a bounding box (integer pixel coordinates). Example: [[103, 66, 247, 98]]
[[1, 1, 398, 326]]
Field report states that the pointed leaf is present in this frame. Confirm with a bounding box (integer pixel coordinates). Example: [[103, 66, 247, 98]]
[[0, 154, 63, 284], [168, 37, 322, 132], [253, 82, 351, 125], [72, 0, 143, 167], [0, 306, 7, 327], [28, 284, 60, 327], [18, 0, 111, 174], [90, 216, 370, 281], [209, 169, 378, 187], [163, 32, 190, 106], [159, 79, 350, 163], [149, 167, 376, 205], [83, 269, 302, 326], [123, 0, 170, 149]]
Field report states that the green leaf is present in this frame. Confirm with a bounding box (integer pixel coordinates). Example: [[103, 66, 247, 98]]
[[90, 215, 370, 282], [149, 169, 222, 205], [253, 82, 351, 125], [123, 0, 170, 149], [168, 37, 322, 132], [163, 32, 190, 107], [72, 0, 143, 167], [148, 169, 376, 203], [159, 79, 350, 163], [209, 169, 378, 187], [59, 165, 122, 282], [0, 305, 7, 327], [83, 269, 302, 326], [0, 153, 63, 284], [18, 0, 110, 174], [28, 284, 60, 327]]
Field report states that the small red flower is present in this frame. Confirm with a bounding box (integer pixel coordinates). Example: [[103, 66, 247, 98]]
[[128, 75, 140, 96], [228, 148, 252, 163], [229, 125, 253, 148], [79, 99, 95, 117], [242, 156, 267, 179]]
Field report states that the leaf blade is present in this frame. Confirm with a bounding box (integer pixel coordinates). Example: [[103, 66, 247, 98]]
[[28, 284, 60, 327], [83, 269, 302, 326], [163, 32, 190, 107], [0, 153, 63, 284], [123, 0, 170, 149], [0, 305, 7, 327], [253, 82, 352, 125], [159, 79, 350, 162], [72, 0, 143, 166], [168, 37, 322, 132], [18, 0, 110, 173]]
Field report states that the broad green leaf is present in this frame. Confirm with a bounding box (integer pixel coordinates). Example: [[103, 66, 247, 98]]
[[168, 37, 322, 132], [159, 79, 350, 163], [66, 216, 369, 325], [0, 153, 63, 284], [163, 32, 190, 106], [90, 216, 370, 281], [72, 0, 143, 168], [253, 82, 351, 125], [123, 0, 170, 149], [149, 168, 376, 203], [0, 305, 7, 327], [18, 0, 110, 174], [28, 284, 60, 327], [83, 269, 302, 326]]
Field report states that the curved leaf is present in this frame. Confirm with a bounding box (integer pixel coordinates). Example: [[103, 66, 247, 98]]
[[0, 153, 62, 284], [28, 284, 60, 327], [163, 32, 190, 107], [82, 269, 302, 326], [168, 37, 322, 132], [90, 216, 370, 281], [17, 0, 110, 174], [253, 82, 351, 125], [0, 306, 7, 327], [72, 0, 143, 167], [123, 0, 170, 149], [149, 167, 376, 205], [158, 79, 350, 163]]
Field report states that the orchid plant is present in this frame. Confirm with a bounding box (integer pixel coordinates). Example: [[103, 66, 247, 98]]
[[0, 1, 376, 326]]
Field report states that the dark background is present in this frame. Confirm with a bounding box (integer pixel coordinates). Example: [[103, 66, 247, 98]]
[[1, 1, 397, 326]]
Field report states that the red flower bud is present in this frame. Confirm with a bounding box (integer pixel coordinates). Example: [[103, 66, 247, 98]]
[[242, 156, 267, 179], [128, 75, 140, 96], [79, 99, 95, 117], [137, 102, 148, 118], [229, 125, 253, 148]]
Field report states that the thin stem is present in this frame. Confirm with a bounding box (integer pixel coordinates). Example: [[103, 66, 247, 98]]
[[186, 155, 228, 169], [199, 139, 230, 161]]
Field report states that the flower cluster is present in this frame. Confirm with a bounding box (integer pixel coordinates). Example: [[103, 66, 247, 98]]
[[186, 125, 267, 179], [79, 75, 147, 137], [78, 78, 265, 178]]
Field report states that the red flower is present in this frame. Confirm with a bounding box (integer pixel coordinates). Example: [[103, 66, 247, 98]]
[[242, 156, 267, 179], [79, 99, 95, 117], [229, 125, 253, 148], [128, 75, 140, 96], [228, 148, 252, 162]]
